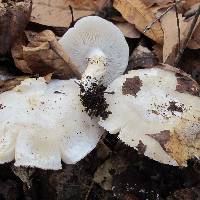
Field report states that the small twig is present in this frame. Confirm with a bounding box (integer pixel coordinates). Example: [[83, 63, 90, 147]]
[[174, 5, 200, 67], [173, 0, 181, 52], [69, 5, 75, 25], [48, 38, 81, 79], [143, 0, 182, 33]]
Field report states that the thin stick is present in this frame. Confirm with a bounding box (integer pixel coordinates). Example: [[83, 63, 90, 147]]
[[69, 5, 75, 25], [173, 0, 181, 52], [143, 0, 182, 33], [174, 5, 200, 67]]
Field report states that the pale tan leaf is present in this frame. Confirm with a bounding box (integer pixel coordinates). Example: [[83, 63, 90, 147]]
[[161, 10, 191, 65], [113, 0, 164, 44], [31, 0, 107, 27], [115, 22, 141, 38], [161, 10, 200, 65]]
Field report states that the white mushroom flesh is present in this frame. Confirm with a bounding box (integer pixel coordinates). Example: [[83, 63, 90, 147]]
[[99, 68, 200, 166], [81, 48, 107, 90], [0, 78, 103, 170], [59, 16, 129, 86]]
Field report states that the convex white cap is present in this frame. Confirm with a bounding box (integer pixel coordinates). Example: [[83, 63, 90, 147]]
[[59, 16, 129, 85]]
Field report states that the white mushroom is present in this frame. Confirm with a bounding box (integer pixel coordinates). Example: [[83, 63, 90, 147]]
[[59, 16, 129, 88], [99, 66, 200, 166], [0, 78, 103, 170]]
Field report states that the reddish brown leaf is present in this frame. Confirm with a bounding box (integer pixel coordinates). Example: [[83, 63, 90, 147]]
[[12, 30, 80, 79]]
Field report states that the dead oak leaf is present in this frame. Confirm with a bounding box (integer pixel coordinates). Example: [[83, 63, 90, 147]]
[[31, 0, 108, 27], [113, 0, 164, 44]]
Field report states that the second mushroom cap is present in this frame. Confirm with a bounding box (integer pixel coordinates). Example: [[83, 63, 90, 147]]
[[99, 66, 200, 166]]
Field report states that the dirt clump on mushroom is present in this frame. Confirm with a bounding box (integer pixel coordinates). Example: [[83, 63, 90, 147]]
[[79, 78, 113, 120]]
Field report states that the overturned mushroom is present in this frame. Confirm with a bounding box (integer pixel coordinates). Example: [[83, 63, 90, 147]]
[[99, 66, 200, 166], [0, 78, 103, 170], [59, 16, 129, 118], [59, 16, 129, 88]]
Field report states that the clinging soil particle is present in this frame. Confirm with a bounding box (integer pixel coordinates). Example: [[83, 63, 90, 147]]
[[79, 81, 112, 120]]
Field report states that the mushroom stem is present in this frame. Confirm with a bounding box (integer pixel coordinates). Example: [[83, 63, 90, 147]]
[[81, 49, 106, 90]]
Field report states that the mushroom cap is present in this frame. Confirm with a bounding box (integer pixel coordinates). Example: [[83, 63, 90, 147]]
[[0, 78, 103, 170], [99, 67, 200, 166], [59, 16, 129, 85]]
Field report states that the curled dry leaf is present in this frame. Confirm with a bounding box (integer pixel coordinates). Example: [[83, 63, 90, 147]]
[[11, 30, 78, 79], [31, 0, 108, 27], [113, 0, 164, 44], [0, 0, 32, 54]]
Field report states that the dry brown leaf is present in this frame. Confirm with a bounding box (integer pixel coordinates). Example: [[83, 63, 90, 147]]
[[0, 0, 32, 54], [113, 0, 164, 44], [161, 10, 189, 65], [183, 0, 200, 11], [142, 0, 173, 7], [11, 30, 80, 79], [115, 22, 141, 38], [31, 0, 108, 27], [161, 10, 200, 65]]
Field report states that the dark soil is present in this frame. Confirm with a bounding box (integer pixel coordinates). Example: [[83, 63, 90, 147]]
[[0, 139, 199, 200], [79, 81, 112, 120]]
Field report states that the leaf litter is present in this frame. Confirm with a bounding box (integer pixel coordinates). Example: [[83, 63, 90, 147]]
[[0, 0, 200, 200]]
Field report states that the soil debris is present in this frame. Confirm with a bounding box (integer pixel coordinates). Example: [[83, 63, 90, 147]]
[[79, 80, 112, 120]]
